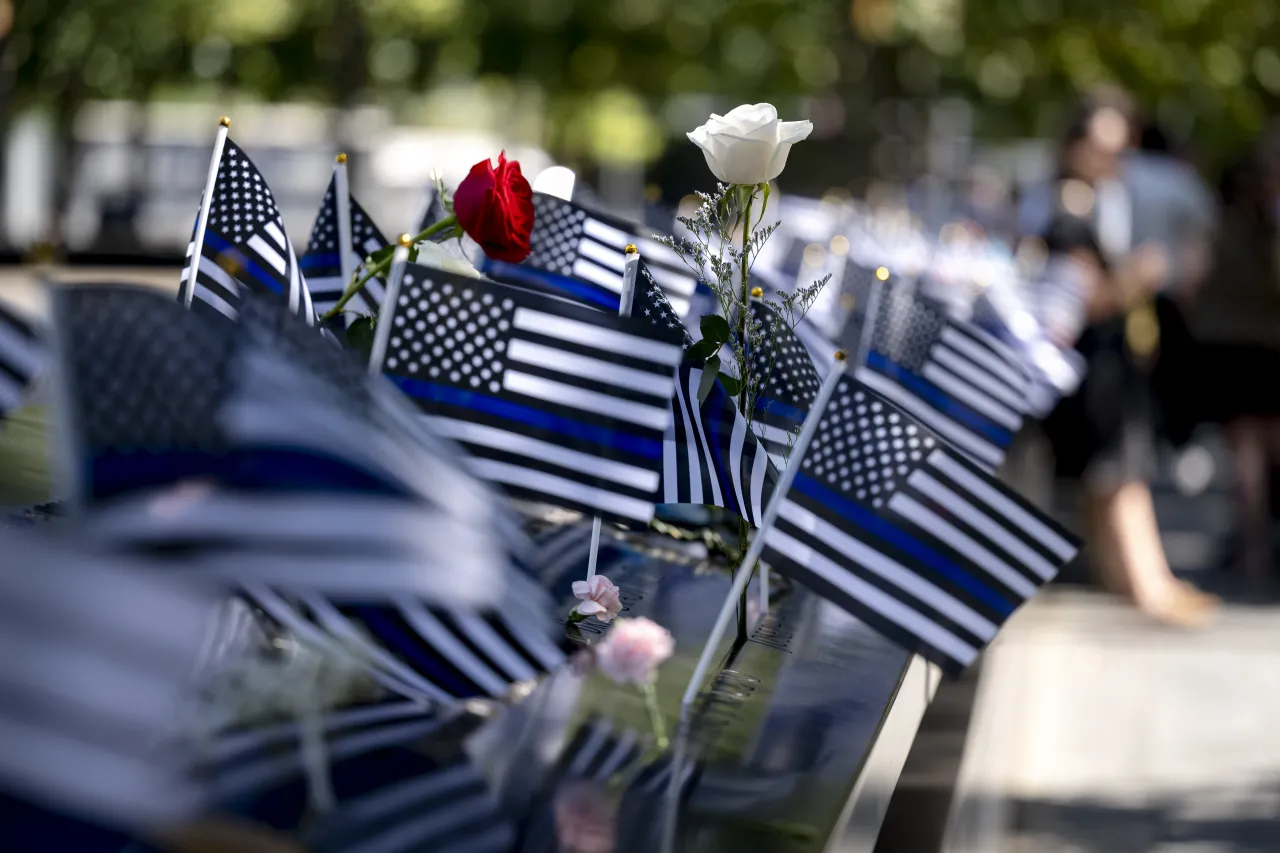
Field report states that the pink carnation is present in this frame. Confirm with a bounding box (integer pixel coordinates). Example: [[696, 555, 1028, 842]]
[[571, 575, 623, 623], [595, 617, 675, 685]]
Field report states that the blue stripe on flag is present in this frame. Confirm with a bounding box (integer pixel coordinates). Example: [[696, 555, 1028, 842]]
[[88, 448, 412, 502], [205, 232, 285, 296], [480, 261, 619, 311], [790, 472, 1016, 615], [388, 375, 664, 460], [754, 393, 807, 427], [865, 351, 1013, 446], [702, 384, 739, 517], [300, 252, 341, 272]]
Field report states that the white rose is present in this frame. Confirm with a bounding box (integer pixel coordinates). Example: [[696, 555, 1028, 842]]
[[687, 104, 814, 185]]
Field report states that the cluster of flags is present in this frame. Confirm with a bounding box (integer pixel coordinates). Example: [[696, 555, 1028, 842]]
[[0, 122, 1086, 850]]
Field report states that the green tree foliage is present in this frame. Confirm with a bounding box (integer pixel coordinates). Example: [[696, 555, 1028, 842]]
[[6, 0, 1279, 170]]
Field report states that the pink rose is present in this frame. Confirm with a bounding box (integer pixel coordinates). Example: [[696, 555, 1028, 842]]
[[595, 617, 675, 686], [571, 575, 623, 623], [553, 781, 618, 853]]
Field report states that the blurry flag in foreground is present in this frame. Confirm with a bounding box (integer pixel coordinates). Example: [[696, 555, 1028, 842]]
[[0, 299, 42, 422], [760, 375, 1079, 675], [49, 285, 565, 705], [0, 529, 215, 836], [179, 139, 314, 324], [302, 166, 391, 323], [483, 192, 697, 316], [378, 264, 682, 526], [205, 694, 513, 853]]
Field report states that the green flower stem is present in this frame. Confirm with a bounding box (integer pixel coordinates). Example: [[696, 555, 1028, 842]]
[[641, 681, 668, 750], [320, 216, 460, 322], [734, 184, 758, 647]]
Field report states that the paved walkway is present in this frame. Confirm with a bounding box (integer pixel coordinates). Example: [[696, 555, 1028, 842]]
[[941, 435, 1280, 853]]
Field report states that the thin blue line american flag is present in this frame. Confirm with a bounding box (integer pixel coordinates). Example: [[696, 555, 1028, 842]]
[[760, 374, 1079, 675], [379, 263, 683, 526], [302, 168, 390, 323], [853, 282, 1032, 472], [179, 138, 314, 324], [481, 192, 698, 316], [51, 285, 566, 707], [0, 300, 42, 422], [631, 264, 779, 525]]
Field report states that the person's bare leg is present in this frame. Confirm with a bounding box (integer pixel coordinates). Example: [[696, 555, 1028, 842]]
[[1226, 417, 1270, 587], [1086, 481, 1217, 625]]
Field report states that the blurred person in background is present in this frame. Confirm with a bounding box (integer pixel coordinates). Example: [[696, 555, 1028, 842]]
[[1033, 98, 1219, 626], [1183, 126, 1280, 589]]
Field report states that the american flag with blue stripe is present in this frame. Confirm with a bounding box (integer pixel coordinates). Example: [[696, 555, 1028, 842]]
[[760, 375, 1079, 675], [0, 300, 42, 423], [854, 283, 1033, 472], [302, 169, 390, 323], [179, 139, 314, 324], [481, 192, 698, 316], [52, 285, 567, 707], [379, 264, 683, 526], [632, 269, 778, 526]]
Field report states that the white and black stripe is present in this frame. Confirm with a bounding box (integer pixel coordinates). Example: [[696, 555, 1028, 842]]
[[379, 264, 683, 526], [303, 168, 390, 322], [209, 698, 512, 853], [248, 572, 566, 706], [762, 376, 1079, 675], [487, 193, 697, 316], [664, 365, 776, 526], [856, 283, 1032, 471], [179, 139, 314, 324], [0, 529, 215, 830], [629, 266, 781, 525], [0, 300, 42, 420]]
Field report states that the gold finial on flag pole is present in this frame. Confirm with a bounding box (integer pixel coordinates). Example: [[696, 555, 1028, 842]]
[[625, 244, 639, 255], [336, 152, 348, 164], [750, 286, 763, 298], [834, 350, 847, 362], [397, 233, 413, 247], [875, 266, 890, 281], [219, 116, 231, 128]]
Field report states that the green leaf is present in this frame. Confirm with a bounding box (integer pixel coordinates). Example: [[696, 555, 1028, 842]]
[[686, 337, 720, 362], [718, 372, 742, 396], [407, 244, 419, 263], [697, 355, 720, 404], [566, 609, 589, 624], [367, 244, 397, 265], [699, 313, 730, 346], [345, 315, 376, 362]]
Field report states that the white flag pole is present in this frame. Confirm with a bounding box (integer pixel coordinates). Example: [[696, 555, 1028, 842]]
[[333, 153, 357, 309], [180, 116, 230, 309], [584, 246, 641, 581], [681, 351, 848, 710], [367, 234, 412, 377]]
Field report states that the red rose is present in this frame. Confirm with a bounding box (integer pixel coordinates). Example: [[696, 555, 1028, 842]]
[[453, 151, 534, 264]]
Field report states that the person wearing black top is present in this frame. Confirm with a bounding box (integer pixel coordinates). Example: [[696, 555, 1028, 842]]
[[1034, 97, 1218, 627]]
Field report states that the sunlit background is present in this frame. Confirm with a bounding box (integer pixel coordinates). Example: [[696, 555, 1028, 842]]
[[5, 0, 1279, 257]]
